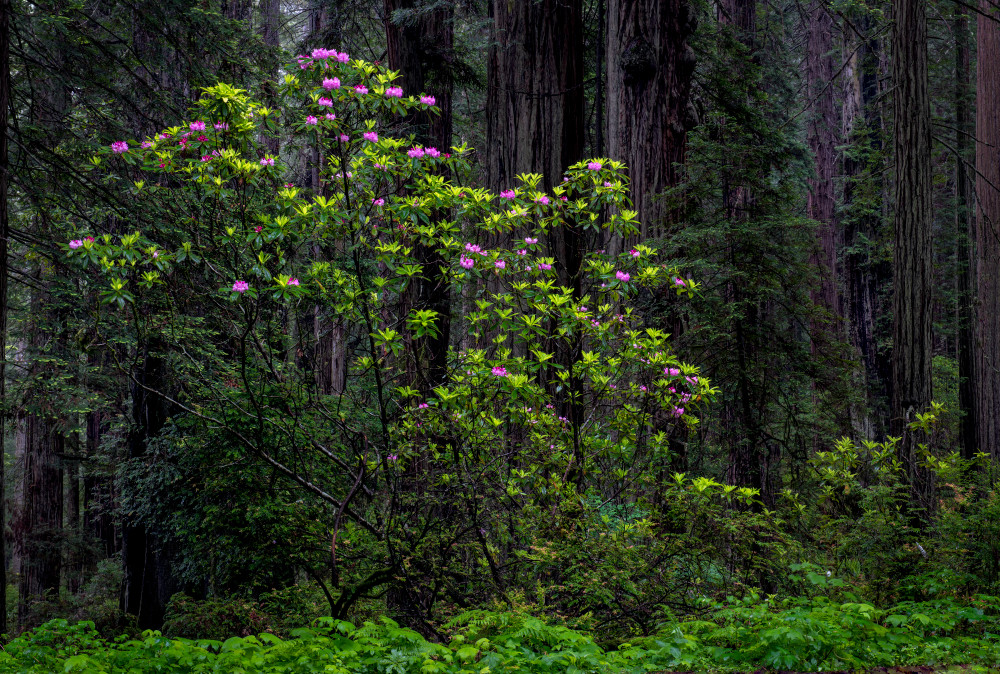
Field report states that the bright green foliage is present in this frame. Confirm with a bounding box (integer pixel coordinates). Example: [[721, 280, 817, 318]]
[[4, 592, 1000, 673]]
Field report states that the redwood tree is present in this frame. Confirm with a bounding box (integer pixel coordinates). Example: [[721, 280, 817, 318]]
[[976, 0, 1000, 460], [891, 0, 934, 508]]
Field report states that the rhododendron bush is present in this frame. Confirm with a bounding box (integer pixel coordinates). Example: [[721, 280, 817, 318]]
[[67, 51, 723, 627]]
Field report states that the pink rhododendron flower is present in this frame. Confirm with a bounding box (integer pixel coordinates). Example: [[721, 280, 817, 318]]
[[525, 237, 538, 245], [140, 141, 152, 149], [616, 271, 630, 282], [674, 277, 686, 286], [534, 196, 549, 205], [197, 135, 208, 142], [84, 236, 94, 243], [385, 86, 403, 98], [460, 255, 474, 269], [111, 141, 128, 153], [425, 147, 441, 157], [69, 239, 83, 249], [288, 278, 300, 286], [495, 259, 506, 269], [364, 131, 378, 142], [666, 367, 680, 376], [686, 375, 699, 385], [190, 121, 206, 132], [538, 263, 552, 271], [604, 181, 612, 187], [464, 243, 482, 253], [407, 147, 425, 158], [311, 48, 331, 59], [322, 77, 340, 90], [254, 226, 263, 233], [372, 198, 385, 206], [306, 116, 318, 125], [232, 281, 249, 293], [318, 97, 333, 107], [492, 366, 508, 377], [339, 134, 349, 142], [214, 122, 229, 130], [630, 249, 640, 257], [517, 249, 527, 256], [325, 113, 336, 120], [500, 190, 516, 199], [354, 85, 368, 94], [560, 196, 568, 202], [260, 157, 275, 166], [420, 95, 436, 105], [387, 454, 398, 461], [587, 161, 602, 171], [335, 51, 350, 63], [201, 155, 212, 162], [672, 407, 684, 418]]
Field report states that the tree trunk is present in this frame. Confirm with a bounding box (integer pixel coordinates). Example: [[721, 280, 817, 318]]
[[976, 0, 1000, 460], [606, 0, 696, 236], [486, 0, 585, 191], [805, 0, 838, 323], [891, 0, 934, 509], [384, 0, 454, 151]]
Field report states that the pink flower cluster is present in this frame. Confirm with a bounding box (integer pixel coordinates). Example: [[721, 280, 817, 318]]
[[460, 255, 475, 269], [69, 239, 83, 249], [407, 147, 425, 158], [260, 157, 275, 166], [364, 131, 378, 142], [288, 278, 300, 287], [491, 366, 508, 377], [318, 97, 333, 107], [587, 161, 602, 171], [233, 281, 249, 293], [111, 141, 128, 154], [322, 78, 340, 90], [385, 86, 403, 98], [353, 85, 368, 95], [500, 190, 516, 199], [190, 121, 206, 132], [534, 196, 549, 205], [372, 198, 385, 206], [305, 116, 318, 125], [616, 271, 630, 282], [420, 95, 436, 106]]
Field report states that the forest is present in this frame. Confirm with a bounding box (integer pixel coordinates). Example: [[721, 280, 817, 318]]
[[0, 0, 998, 671]]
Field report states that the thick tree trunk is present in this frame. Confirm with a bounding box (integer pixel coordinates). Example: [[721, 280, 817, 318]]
[[976, 0, 1000, 460], [606, 0, 695, 236], [891, 0, 934, 509], [384, 0, 453, 151], [486, 0, 585, 191], [805, 0, 838, 322], [17, 409, 64, 624]]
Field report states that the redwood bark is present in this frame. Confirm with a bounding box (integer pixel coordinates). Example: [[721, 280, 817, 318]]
[[891, 0, 934, 507], [976, 0, 1000, 459], [606, 0, 696, 235], [0, 0, 9, 634], [486, 0, 585, 191], [805, 0, 838, 322]]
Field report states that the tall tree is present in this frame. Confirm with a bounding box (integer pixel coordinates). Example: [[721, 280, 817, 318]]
[[976, 0, 1000, 460], [805, 0, 838, 323], [891, 0, 934, 506], [486, 0, 585, 191], [606, 0, 696, 235]]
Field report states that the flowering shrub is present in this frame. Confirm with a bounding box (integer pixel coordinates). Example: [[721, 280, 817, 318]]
[[70, 49, 713, 623]]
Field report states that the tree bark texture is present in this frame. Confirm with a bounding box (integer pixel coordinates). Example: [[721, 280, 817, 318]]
[[891, 0, 934, 506], [805, 0, 839, 322], [487, 0, 585, 191], [976, 0, 1000, 459], [384, 0, 454, 151], [606, 0, 696, 236]]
